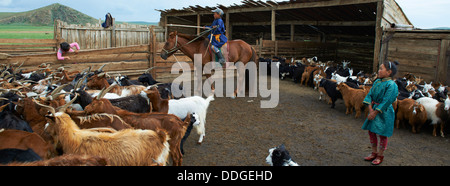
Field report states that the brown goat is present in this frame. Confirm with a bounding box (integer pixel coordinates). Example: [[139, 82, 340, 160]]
[[15, 98, 53, 142], [43, 111, 170, 166], [394, 98, 428, 133], [84, 98, 190, 166], [336, 82, 368, 118], [145, 87, 169, 113], [70, 113, 133, 131], [86, 74, 146, 97], [0, 129, 57, 159]]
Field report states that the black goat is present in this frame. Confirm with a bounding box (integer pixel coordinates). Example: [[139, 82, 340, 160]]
[[0, 148, 42, 164], [72, 90, 151, 113], [319, 78, 342, 108]]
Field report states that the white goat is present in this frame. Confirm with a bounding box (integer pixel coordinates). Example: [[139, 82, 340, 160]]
[[169, 95, 214, 144]]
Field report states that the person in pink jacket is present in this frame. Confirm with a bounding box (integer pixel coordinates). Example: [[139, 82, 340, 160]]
[[57, 42, 80, 60]]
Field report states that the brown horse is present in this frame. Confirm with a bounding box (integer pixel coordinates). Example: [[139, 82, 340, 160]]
[[160, 31, 257, 98]]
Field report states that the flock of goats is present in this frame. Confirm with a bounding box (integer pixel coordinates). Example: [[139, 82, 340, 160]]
[[0, 63, 214, 166], [1, 57, 449, 166], [269, 56, 450, 139]]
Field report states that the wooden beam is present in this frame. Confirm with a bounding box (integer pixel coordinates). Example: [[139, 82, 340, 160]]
[[373, 0, 384, 73], [437, 40, 449, 84], [225, 12, 230, 39], [231, 20, 376, 26], [271, 9, 276, 41], [290, 24, 295, 41], [197, 14, 201, 35], [164, 0, 380, 16]]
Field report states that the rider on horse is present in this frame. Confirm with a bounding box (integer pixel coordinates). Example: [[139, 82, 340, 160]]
[[204, 8, 228, 65]]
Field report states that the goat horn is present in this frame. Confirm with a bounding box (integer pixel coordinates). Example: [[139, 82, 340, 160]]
[[144, 67, 156, 74], [98, 84, 118, 99], [33, 99, 56, 116], [97, 64, 107, 72], [50, 84, 69, 98], [74, 74, 88, 91], [56, 93, 77, 113]]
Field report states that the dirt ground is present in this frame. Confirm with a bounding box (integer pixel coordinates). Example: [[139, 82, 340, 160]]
[[179, 75, 450, 166]]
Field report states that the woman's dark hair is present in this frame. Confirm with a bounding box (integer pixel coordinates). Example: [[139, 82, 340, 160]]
[[60, 42, 70, 52], [382, 60, 399, 78]]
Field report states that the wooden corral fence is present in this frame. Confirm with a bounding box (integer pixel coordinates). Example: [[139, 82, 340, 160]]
[[0, 44, 154, 79], [0, 39, 58, 54], [54, 20, 165, 49], [382, 29, 450, 84]]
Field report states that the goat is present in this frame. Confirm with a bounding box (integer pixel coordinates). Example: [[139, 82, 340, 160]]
[[87, 74, 147, 97], [265, 144, 299, 166], [336, 82, 368, 118], [83, 96, 191, 166], [319, 78, 342, 108], [72, 88, 151, 113], [71, 113, 133, 131], [416, 97, 450, 137], [3, 154, 108, 166], [0, 148, 42, 164], [0, 129, 56, 159], [394, 99, 428, 133], [145, 87, 214, 144], [37, 97, 171, 166]]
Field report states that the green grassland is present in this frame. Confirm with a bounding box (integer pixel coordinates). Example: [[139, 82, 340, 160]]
[[0, 25, 54, 39]]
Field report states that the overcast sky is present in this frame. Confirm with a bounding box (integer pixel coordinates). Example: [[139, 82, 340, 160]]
[[0, 0, 448, 29]]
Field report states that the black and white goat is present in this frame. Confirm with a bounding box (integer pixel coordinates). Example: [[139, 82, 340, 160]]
[[266, 144, 299, 166]]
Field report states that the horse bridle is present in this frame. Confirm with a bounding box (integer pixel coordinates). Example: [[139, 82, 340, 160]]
[[161, 28, 213, 55]]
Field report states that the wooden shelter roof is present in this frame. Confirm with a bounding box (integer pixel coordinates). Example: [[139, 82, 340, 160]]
[[157, 0, 411, 27]]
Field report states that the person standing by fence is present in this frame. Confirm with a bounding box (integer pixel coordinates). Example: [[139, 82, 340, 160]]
[[362, 61, 399, 165]]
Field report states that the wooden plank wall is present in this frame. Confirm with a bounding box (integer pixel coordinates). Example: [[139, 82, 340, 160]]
[[255, 37, 374, 74], [55, 20, 166, 49], [386, 31, 450, 84], [1, 45, 153, 78], [0, 39, 57, 54]]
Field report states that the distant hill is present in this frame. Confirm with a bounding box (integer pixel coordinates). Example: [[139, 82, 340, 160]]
[[0, 3, 97, 26]]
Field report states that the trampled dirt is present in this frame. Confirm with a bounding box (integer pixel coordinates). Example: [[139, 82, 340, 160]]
[[180, 76, 450, 166]]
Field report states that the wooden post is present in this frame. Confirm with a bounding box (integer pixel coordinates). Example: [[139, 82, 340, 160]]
[[197, 14, 201, 35], [111, 18, 116, 48], [226, 12, 230, 39], [271, 9, 276, 41], [437, 39, 449, 84], [164, 15, 168, 42], [290, 24, 295, 42], [373, 1, 384, 73]]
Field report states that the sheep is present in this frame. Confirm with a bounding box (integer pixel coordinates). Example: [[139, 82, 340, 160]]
[[336, 82, 368, 118], [0, 129, 56, 160], [83, 95, 191, 166], [145, 87, 214, 144], [37, 97, 171, 166], [416, 97, 450, 137], [394, 98, 428, 133]]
